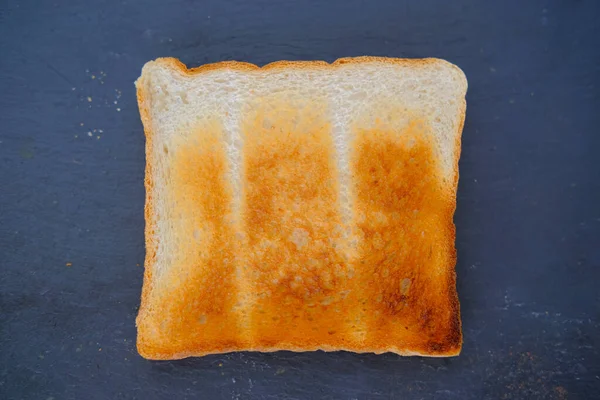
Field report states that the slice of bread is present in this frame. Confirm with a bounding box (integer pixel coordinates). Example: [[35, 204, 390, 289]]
[[135, 56, 467, 360]]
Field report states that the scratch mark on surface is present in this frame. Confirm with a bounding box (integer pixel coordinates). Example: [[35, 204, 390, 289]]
[[45, 62, 74, 86]]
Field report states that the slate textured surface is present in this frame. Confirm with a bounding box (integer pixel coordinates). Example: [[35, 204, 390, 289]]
[[1, 0, 599, 399]]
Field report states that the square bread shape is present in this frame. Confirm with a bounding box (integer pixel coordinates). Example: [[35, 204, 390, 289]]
[[135, 57, 467, 359]]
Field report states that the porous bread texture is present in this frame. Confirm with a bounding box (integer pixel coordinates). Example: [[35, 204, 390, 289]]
[[136, 57, 467, 359], [140, 57, 465, 175], [139, 58, 466, 242]]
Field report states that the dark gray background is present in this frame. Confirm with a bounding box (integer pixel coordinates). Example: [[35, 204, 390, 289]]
[[1, 0, 599, 399]]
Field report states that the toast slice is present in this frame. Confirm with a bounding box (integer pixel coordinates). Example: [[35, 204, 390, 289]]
[[135, 56, 467, 360]]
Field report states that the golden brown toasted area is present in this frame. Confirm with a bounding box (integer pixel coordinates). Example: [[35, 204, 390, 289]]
[[242, 97, 357, 350], [352, 119, 460, 355], [137, 122, 244, 357], [137, 97, 461, 359]]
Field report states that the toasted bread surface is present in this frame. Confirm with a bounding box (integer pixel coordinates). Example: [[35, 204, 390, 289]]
[[136, 56, 467, 359]]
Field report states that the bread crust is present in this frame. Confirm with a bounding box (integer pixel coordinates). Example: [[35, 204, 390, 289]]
[[136, 57, 466, 360]]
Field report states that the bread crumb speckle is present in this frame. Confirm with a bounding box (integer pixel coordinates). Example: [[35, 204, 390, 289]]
[[87, 96, 92, 102], [66, 262, 72, 267], [401, 278, 412, 295], [87, 132, 93, 137]]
